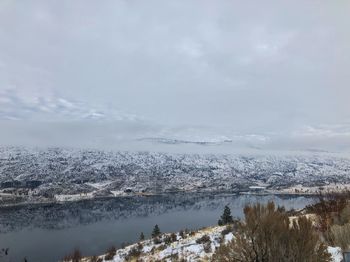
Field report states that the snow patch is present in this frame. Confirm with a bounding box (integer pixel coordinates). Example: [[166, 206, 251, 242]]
[[328, 247, 343, 262]]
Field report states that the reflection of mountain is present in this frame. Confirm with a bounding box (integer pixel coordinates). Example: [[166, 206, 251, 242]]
[[0, 194, 313, 233]]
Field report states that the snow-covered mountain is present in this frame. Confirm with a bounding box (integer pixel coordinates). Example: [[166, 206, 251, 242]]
[[0, 147, 349, 205]]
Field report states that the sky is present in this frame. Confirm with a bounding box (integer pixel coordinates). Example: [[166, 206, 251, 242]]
[[0, 0, 349, 153]]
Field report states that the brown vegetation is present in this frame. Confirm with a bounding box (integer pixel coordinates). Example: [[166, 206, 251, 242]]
[[89, 256, 102, 262], [304, 190, 350, 251], [221, 225, 235, 236], [125, 244, 142, 261], [104, 246, 116, 261], [196, 234, 211, 244], [330, 223, 350, 251], [63, 248, 82, 262], [212, 202, 331, 262], [306, 190, 350, 232]]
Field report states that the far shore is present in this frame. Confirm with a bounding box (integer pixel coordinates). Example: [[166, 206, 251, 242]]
[[0, 189, 320, 209]]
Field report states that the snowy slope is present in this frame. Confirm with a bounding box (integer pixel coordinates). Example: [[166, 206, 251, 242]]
[[79, 226, 343, 262], [0, 147, 350, 205]]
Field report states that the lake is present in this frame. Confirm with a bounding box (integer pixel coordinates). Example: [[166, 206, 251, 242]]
[[0, 193, 315, 262]]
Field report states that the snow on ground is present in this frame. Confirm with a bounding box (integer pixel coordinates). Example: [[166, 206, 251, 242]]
[[86, 181, 114, 190], [110, 190, 127, 197], [328, 247, 343, 262], [281, 183, 350, 194], [289, 213, 319, 227], [224, 232, 234, 242], [79, 226, 342, 262], [113, 226, 224, 261], [79, 226, 228, 262], [54, 193, 94, 202]]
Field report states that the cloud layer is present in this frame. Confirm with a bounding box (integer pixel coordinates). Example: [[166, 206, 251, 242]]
[[0, 0, 349, 153]]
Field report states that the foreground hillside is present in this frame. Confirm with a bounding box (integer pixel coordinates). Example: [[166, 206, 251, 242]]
[[66, 194, 350, 262], [83, 226, 230, 262], [72, 225, 342, 262], [0, 147, 350, 206]]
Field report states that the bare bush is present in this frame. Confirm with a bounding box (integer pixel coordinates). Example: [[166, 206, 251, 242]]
[[125, 246, 142, 261], [170, 233, 177, 242], [212, 202, 331, 262], [91, 256, 103, 262], [179, 230, 186, 239], [156, 244, 167, 251], [338, 204, 350, 225], [163, 233, 177, 245], [164, 235, 172, 245], [104, 246, 116, 261], [153, 236, 162, 244], [196, 234, 211, 244], [221, 225, 234, 236], [63, 248, 82, 262], [330, 223, 350, 251], [306, 190, 350, 232], [203, 242, 212, 253]]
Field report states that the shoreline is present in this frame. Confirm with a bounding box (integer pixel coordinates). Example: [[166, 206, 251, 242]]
[[0, 190, 318, 209]]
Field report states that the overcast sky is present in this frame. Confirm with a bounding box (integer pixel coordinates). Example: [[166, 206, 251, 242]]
[[0, 0, 349, 153]]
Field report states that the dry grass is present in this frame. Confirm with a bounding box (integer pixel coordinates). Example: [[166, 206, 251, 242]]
[[330, 223, 350, 251]]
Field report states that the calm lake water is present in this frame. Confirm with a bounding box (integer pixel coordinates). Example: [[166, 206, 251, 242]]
[[0, 193, 315, 262]]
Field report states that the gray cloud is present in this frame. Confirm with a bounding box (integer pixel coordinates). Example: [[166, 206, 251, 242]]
[[0, 0, 349, 153], [0, 88, 140, 121]]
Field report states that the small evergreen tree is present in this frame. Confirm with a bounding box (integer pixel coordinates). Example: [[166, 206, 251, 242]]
[[152, 224, 161, 238], [139, 232, 145, 241], [218, 205, 233, 225]]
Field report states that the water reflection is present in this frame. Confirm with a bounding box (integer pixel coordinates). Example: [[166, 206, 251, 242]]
[[0, 193, 314, 262]]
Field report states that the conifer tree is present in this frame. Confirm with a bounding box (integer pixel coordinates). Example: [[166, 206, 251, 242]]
[[139, 232, 145, 241], [218, 205, 233, 225], [152, 224, 161, 238]]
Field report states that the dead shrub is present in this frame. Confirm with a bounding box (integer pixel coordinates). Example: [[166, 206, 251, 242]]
[[330, 223, 350, 251], [156, 244, 167, 251], [179, 230, 186, 239], [306, 190, 350, 232], [337, 204, 350, 225], [203, 242, 212, 253], [196, 234, 211, 244], [104, 246, 116, 261], [89, 255, 101, 262], [63, 248, 82, 262], [125, 246, 142, 261], [170, 232, 177, 242], [164, 235, 172, 245], [153, 236, 162, 244], [221, 225, 234, 236], [137, 242, 143, 251], [212, 202, 331, 262]]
